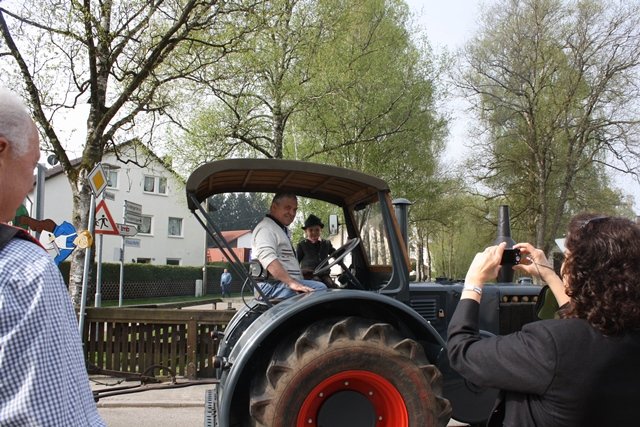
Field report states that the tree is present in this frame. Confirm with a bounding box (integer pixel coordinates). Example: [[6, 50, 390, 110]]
[[169, 0, 456, 274], [207, 192, 270, 232], [171, 0, 448, 170], [459, 0, 640, 252], [0, 0, 258, 306], [408, 178, 494, 282], [168, 0, 328, 162], [292, 0, 444, 164], [291, 1, 454, 269]]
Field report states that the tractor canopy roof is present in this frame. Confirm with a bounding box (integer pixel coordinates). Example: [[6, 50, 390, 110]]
[[185, 158, 390, 210]]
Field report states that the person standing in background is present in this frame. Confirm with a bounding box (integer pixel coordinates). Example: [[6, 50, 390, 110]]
[[220, 268, 232, 298]]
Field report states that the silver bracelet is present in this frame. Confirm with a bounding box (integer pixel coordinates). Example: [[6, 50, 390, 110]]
[[463, 285, 483, 296]]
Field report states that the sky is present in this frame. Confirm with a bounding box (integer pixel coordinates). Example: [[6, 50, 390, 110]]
[[405, 0, 484, 162], [406, 0, 483, 50]]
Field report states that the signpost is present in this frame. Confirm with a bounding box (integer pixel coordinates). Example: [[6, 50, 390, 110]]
[[124, 200, 143, 226], [88, 163, 108, 197], [95, 200, 119, 235], [119, 200, 143, 306], [116, 223, 138, 236], [79, 163, 108, 334], [124, 238, 141, 248], [94, 198, 119, 308]]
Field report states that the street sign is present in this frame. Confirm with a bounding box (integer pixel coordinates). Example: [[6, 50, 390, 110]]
[[124, 200, 143, 225], [95, 200, 119, 235], [88, 163, 108, 197], [125, 238, 141, 248], [124, 200, 142, 214], [124, 213, 142, 226], [116, 223, 138, 236]]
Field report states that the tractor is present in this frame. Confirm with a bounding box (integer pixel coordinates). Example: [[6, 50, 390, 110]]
[[185, 159, 542, 427]]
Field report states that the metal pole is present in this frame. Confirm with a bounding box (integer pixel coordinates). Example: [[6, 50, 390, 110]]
[[118, 236, 125, 306], [118, 201, 126, 307], [95, 164, 112, 308], [79, 193, 96, 334], [202, 265, 208, 296], [203, 221, 208, 295], [34, 164, 46, 240], [35, 164, 46, 220], [95, 233, 103, 307]]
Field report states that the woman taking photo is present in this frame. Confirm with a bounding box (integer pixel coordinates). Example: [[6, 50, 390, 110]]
[[447, 214, 640, 426]]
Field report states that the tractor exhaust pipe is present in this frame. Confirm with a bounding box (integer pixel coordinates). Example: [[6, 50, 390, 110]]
[[393, 198, 412, 251], [494, 205, 516, 283]]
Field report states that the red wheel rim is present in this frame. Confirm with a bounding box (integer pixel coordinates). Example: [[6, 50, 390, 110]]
[[297, 370, 408, 427]]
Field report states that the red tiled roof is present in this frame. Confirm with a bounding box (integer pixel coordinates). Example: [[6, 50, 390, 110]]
[[221, 230, 251, 242]]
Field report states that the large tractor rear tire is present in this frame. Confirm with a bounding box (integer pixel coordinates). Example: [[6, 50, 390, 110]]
[[249, 316, 451, 427]]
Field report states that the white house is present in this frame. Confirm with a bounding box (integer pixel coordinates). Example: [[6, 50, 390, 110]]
[[30, 142, 205, 266]]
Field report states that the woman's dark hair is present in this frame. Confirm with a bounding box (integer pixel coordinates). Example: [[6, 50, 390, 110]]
[[561, 213, 640, 335]]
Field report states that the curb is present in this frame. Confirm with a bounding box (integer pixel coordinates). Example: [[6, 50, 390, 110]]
[[97, 401, 204, 408]]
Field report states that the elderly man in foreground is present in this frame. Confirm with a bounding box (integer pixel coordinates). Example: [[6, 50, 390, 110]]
[[0, 87, 105, 426]]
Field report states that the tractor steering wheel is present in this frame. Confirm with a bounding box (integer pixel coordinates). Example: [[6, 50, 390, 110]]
[[313, 238, 364, 289]]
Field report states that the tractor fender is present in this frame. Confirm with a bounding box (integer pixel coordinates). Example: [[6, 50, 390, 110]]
[[217, 288, 445, 425]]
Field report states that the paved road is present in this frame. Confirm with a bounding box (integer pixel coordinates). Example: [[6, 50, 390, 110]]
[[94, 297, 469, 426], [93, 379, 210, 427], [93, 378, 468, 426]]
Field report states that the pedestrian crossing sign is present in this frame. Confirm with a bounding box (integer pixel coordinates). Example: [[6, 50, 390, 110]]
[[95, 200, 119, 235]]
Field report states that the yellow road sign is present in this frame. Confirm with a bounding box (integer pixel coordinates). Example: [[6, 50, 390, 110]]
[[88, 163, 107, 196]]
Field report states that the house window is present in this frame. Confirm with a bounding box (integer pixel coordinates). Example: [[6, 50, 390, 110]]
[[106, 170, 118, 188], [138, 215, 152, 234], [144, 175, 167, 194], [166, 258, 181, 266], [168, 217, 183, 237], [135, 258, 151, 264], [144, 176, 154, 192]]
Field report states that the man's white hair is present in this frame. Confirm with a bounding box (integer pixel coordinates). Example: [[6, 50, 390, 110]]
[[0, 87, 34, 156]]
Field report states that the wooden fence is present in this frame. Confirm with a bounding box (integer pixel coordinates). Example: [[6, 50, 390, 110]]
[[83, 307, 236, 379]]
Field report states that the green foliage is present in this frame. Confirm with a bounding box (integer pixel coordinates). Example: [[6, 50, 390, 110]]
[[460, 0, 640, 252], [0, 0, 256, 306], [58, 262, 209, 284], [173, 0, 448, 178], [297, 0, 448, 174], [414, 191, 496, 280], [206, 193, 270, 231], [171, 0, 327, 161], [171, 0, 461, 278], [58, 261, 250, 287]]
